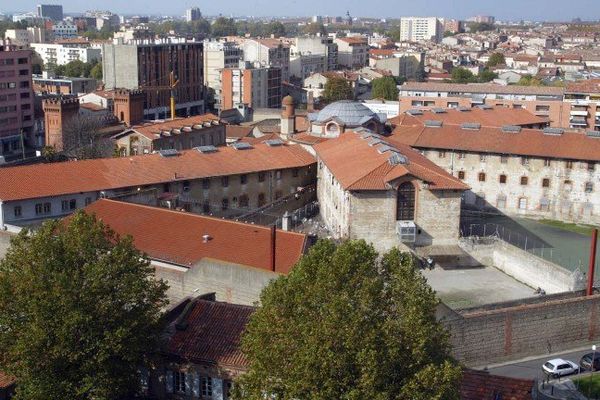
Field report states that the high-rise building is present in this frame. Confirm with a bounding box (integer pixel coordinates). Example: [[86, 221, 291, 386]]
[[469, 15, 496, 24], [102, 38, 205, 119], [203, 40, 243, 110], [36, 4, 63, 21], [221, 64, 282, 110], [399, 17, 443, 43], [185, 7, 202, 22], [0, 41, 35, 159], [242, 38, 290, 82]]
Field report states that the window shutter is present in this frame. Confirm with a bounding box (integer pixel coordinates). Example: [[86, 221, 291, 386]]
[[213, 378, 224, 400], [192, 372, 200, 398], [166, 370, 174, 394]]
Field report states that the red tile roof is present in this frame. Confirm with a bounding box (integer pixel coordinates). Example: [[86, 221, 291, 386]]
[[337, 36, 368, 45], [566, 79, 600, 94], [166, 299, 253, 369], [401, 81, 565, 96], [0, 371, 15, 389], [460, 370, 533, 400], [225, 125, 254, 139], [392, 107, 548, 128], [130, 114, 221, 140], [82, 199, 306, 273], [0, 143, 316, 202], [314, 132, 469, 191]]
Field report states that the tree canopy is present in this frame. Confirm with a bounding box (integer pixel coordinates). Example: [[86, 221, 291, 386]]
[[211, 17, 238, 37], [371, 76, 399, 101], [0, 212, 168, 400], [234, 240, 461, 400], [486, 52, 506, 68], [517, 74, 545, 86], [303, 22, 327, 36], [50, 59, 100, 79], [322, 76, 354, 102], [451, 67, 476, 83]]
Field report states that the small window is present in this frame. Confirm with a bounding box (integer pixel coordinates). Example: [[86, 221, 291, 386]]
[[480, 154, 487, 162], [258, 172, 266, 182], [521, 157, 529, 166], [499, 174, 507, 184], [457, 151, 466, 159], [275, 170, 282, 180], [542, 178, 550, 188], [221, 176, 229, 187], [588, 162, 596, 171], [240, 174, 248, 185], [586, 182, 594, 193], [182, 180, 191, 192], [222, 198, 229, 210], [544, 158, 552, 167], [43, 202, 51, 214], [85, 197, 92, 206], [201, 377, 213, 397], [203, 201, 210, 213], [69, 199, 77, 210], [564, 180, 573, 191], [173, 371, 186, 394], [292, 168, 299, 177], [438, 150, 446, 158], [202, 178, 210, 189], [458, 171, 465, 180], [500, 155, 508, 164], [478, 172, 486, 182], [518, 197, 527, 210], [239, 194, 249, 208], [520, 176, 528, 185], [258, 193, 266, 206], [13, 206, 22, 218], [566, 160, 574, 169], [35, 203, 43, 215], [61, 200, 69, 212]]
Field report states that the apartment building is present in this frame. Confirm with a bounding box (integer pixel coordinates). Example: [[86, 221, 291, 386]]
[[290, 36, 338, 80], [202, 40, 243, 110], [4, 27, 46, 47], [390, 110, 600, 224], [334, 36, 368, 69], [399, 17, 443, 43], [220, 65, 282, 110], [31, 42, 101, 66], [103, 39, 205, 119], [37, 4, 63, 21], [399, 82, 570, 128], [0, 142, 316, 227], [0, 42, 35, 159], [185, 7, 202, 22], [33, 73, 97, 95], [51, 22, 78, 40], [242, 38, 290, 82], [564, 80, 600, 131]]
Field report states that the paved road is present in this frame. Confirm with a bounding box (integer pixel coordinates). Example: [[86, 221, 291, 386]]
[[486, 348, 593, 380]]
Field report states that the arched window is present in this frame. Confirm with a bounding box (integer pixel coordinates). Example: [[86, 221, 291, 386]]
[[396, 182, 415, 221]]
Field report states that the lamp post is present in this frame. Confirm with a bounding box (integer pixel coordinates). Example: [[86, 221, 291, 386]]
[[591, 344, 597, 399]]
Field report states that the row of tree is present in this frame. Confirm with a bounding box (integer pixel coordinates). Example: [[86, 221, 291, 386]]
[[47, 59, 103, 80]]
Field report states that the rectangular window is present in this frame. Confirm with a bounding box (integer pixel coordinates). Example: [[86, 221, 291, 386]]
[[480, 154, 487, 162], [588, 162, 596, 171], [222, 198, 229, 210], [499, 174, 507, 184], [292, 168, 299, 177], [542, 178, 550, 188], [500, 155, 508, 164], [202, 179, 210, 189], [457, 151, 466, 159], [14, 206, 22, 218], [85, 197, 92, 206], [478, 172, 486, 182], [44, 202, 51, 214], [69, 199, 77, 210], [520, 176, 528, 185], [203, 201, 210, 213], [240, 174, 248, 185], [566, 160, 573, 169], [18, 58, 28, 64], [201, 377, 212, 397], [438, 151, 446, 158], [275, 170, 282, 180], [544, 158, 552, 167], [61, 200, 69, 212], [221, 176, 229, 187], [35, 203, 43, 215], [173, 371, 186, 394], [518, 197, 527, 209], [521, 157, 529, 166], [458, 171, 465, 180]]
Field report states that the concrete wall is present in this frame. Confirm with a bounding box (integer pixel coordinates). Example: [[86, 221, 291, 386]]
[[460, 237, 585, 294], [102, 44, 139, 90], [154, 259, 279, 306], [445, 292, 600, 366]]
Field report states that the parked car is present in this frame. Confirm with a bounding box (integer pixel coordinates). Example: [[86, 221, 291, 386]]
[[580, 352, 600, 371], [542, 358, 579, 378]]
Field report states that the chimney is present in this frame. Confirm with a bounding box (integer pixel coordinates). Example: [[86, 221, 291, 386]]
[[307, 91, 314, 113], [280, 95, 295, 138], [270, 225, 277, 272]]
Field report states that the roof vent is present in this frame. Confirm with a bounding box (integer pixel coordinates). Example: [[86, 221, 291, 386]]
[[407, 109, 423, 116], [431, 107, 446, 114], [265, 139, 284, 146], [457, 106, 471, 112], [461, 123, 481, 131], [377, 144, 396, 154], [543, 127, 564, 136], [360, 132, 377, 140], [502, 125, 522, 133], [195, 145, 218, 153], [202, 234, 212, 243], [388, 151, 408, 166], [368, 138, 387, 147], [232, 142, 253, 150], [424, 120, 443, 128], [478, 104, 493, 110], [158, 149, 180, 157], [587, 130, 600, 138]]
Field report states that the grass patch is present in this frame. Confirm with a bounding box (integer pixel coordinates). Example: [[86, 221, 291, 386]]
[[575, 374, 600, 397], [536, 219, 599, 236]]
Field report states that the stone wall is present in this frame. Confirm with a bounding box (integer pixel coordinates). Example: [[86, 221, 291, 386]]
[[445, 292, 600, 366]]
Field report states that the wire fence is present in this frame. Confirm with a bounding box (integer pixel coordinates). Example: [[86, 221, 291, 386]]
[[273, 201, 320, 230]]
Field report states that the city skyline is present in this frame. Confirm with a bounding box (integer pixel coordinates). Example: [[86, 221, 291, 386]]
[[2, 0, 600, 21]]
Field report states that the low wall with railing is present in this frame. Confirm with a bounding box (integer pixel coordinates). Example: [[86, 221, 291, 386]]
[[460, 237, 585, 294]]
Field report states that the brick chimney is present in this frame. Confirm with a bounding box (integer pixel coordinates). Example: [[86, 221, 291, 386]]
[[280, 95, 295, 138], [42, 97, 80, 150], [113, 89, 145, 127]]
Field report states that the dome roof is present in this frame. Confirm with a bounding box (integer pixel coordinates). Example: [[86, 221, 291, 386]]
[[310, 100, 383, 126]]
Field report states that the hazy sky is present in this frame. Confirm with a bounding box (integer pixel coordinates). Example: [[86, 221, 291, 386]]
[[3, 0, 600, 20]]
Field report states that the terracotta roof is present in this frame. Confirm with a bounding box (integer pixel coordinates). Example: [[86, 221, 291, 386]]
[[460, 369, 533, 400], [166, 299, 253, 369], [390, 116, 600, 162], [401, 81, 565, 96], [393, 107, 548, 128], [566, 79, 600, 94], [314, 132, 469, 191], [240, 133, 281, 145], [83, 199, 306, 273], [79, 102, 106, 111], [251, 38, 289, 49], [130, 114, 221, 140], [0, 371, 15, 389], [225, 125, 253, 139], [0, 143, 316, 202], [337, 36, 368, 45]]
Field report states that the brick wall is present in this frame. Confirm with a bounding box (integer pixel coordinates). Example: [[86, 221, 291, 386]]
[[445, 292, 600, 366]]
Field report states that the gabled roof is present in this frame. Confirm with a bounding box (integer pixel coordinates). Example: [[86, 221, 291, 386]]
[[0, 143, 316, 202], [126, 114, 221, 140], [314, 132, 468, 191], [166, 298, 253, 369], [401, 81, 565, 96], [83, 199, 306, 273], [460, 370, 533, 400]]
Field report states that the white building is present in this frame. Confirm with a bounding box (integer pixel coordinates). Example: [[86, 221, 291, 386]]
[[4, 27, 46, 47], [290, 36, 338, 80], [242, 38, 290, 82], [52, 22, 78, 40], [399, 17, 443, 43], [185, 7, 202, 22], [203, 40, 243, 109], [31, 42, 101, 66], [334, 36, 368, 69]]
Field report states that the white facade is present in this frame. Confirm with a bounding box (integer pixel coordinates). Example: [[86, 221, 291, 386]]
[[399, 17, 443, 43], [31, 43, 102, 66], [52, 22, 78, 40], [242, 39, 290, 82], [5, 27, 46, 47], [203, 40, 242, 108], [185, 7, 202, 22]]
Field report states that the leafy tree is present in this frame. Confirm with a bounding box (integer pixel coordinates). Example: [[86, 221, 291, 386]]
[[467, 22, 495, 32], [371, 76, 399, 100], [63, 60, 86, 77], [486, 52, 506, 68], [61, 114, 113, 159], [90, 62, 103, 80], [451, 67, 476, 83], [415, 58, 426, 82], [443, 30, 455, 38], [478, 69, 498, 83], [211, 17, 237, 37], [265, 21, 286, 38], [234, 240, 461, 400], [517, 74, 544, 86], [303, 22, 327, 36], [322, 76, 354, 102], [0, 212, 168, 400]]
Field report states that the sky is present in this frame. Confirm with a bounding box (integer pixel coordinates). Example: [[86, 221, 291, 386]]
[[2, 0, 600, 21]]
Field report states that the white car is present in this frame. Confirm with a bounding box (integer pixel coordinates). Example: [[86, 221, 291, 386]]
[[542, 358, 579, 378]]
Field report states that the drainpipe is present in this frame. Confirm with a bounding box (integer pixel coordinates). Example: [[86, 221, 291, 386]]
[[588, 228, 598, 296], [270, 225, 277, 272]]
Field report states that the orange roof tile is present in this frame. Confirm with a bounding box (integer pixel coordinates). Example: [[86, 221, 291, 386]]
[[0, 143, 316, 202], [130, 114, 221, 140], [83, 199, 306, 273], [314, 132, 469, 191], [460, 370, 533, 400]]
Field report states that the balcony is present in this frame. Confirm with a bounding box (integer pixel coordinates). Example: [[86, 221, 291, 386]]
[[570, 109, 589, 117]]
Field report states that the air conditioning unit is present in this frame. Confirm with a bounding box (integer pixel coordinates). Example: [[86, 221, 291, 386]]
[[396, 221, 416, 243]]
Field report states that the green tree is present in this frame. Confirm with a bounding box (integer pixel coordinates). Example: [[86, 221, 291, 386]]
[[265, 21, 286, 38], [517, 74, 544, 86], [234, 240, 461, 400], [451, 67, 476, 83], [303, 22, 327, 36], [0, 212, 168, 400], [90, 62, 103, 80], [211, 17, 237, 37], [63, 60, 86, 77], [371, 76, 399, 100], [467, 22, 495, 32], [478, 69, 498, 83], [486, 52, 506, 68], [322, 76, 354, 102]]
